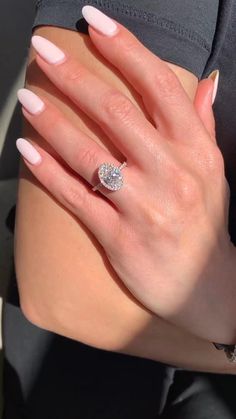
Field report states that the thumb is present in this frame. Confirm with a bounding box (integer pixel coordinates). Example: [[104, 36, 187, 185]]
[[194, 70, 219, 141]]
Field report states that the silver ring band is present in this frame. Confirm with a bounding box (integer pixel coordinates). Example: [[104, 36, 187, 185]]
[[92, 161, 127, 192]]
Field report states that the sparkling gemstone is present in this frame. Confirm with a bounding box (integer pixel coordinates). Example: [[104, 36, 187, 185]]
[[98, 163, 124, 191]]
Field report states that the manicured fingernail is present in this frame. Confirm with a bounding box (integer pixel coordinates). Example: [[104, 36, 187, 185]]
[[17, 88, 45, 115], [82, 5, 119, 37], [16, 138, 42, 165], [31, 35, 66, 64], [208, 69, 219, 105]]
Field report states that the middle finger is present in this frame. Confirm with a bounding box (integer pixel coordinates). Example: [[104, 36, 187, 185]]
[[31, 35, 163, 169]]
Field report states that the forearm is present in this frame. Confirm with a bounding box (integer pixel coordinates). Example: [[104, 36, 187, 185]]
[[121, 318, 236, 374]]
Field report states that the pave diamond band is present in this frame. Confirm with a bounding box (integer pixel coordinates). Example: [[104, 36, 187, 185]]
[[92, 161, 127, 192]]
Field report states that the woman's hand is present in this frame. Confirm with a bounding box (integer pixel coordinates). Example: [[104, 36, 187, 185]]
[[16, 6, 236, 344]]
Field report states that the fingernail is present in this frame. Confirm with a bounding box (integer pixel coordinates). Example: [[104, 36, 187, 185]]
[[82, 5, 119, 37], [17, 88, 45, 115], [31, 35, 66, 64], [16, 138, 42, 165], [208, 69, 219, 105]]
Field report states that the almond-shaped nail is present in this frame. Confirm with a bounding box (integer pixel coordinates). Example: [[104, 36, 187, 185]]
[[31, 35, 66, 64], [208, 69, 219, 105], [16, 138, 42, 165], [17, 88, 45, 115], [82, 5, 119, 37]]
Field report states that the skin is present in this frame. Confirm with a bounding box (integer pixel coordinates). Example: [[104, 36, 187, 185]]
[[14, 24, 236, 374]]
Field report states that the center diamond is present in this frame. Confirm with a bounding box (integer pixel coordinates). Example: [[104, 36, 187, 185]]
[[98, 163, 124, 191]]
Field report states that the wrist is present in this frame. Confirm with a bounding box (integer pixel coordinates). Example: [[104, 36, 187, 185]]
[[165, 241, 236, 344], [200, 241, 236, 344], [210, 242, 236, 344]]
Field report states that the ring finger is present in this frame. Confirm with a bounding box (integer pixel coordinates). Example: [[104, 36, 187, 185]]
[[16, 139, 119, 247], [18, 88, 134, 208]]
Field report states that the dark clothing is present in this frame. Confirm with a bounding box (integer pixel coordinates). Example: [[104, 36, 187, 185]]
[[33, 0, 219, 79], [3, 272, 236, 419], [3, 0, 236, 417]]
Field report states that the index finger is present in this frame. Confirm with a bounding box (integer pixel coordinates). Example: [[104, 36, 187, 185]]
[[82, 5, 204, 141]]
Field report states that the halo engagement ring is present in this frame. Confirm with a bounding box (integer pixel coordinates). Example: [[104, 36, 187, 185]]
[[92, 161, 127, 192]]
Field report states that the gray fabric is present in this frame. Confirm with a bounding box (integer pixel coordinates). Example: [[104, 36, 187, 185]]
[[4, 273, 236, 418], [33, 0, 219, 79]]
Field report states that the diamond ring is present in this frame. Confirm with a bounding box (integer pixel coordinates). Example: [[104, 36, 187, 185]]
[[92, 161, 127, 192]]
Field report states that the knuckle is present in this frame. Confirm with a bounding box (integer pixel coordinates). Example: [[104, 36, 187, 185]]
[[174, 170, 201, 206], [197, 143, 225, 176], [62, 59, 87, 84], [48, 113, 66, 134], [102, 90, 135, 123], [138, 200, 160, 229], [79, 147, 100, 169], [137, 202, 174, 244], [121, 37, 140, 55], [205, 146, 225, 174], [153, 69, 181, 100], [143, 207, 158, 227], [62, 182, 87, 210]]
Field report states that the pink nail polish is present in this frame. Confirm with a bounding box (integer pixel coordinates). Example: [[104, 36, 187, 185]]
[[208, 69, 219, 105], [82, 5, 119, 37], [16, 138, 42, 165], [17, 88, 45, 115], [31, 35, 66, 64]]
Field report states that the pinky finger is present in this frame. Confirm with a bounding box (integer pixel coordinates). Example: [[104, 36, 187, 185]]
[[194, 74, 218, 142], [16, 138, 118, 246]]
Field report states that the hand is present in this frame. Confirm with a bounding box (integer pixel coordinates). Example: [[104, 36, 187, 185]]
[[16, 6, 236, 344]]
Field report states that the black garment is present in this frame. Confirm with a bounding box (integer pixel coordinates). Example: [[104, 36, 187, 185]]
[[3, 272, 236, 419], [33, 0, 219, 79], [3, 0, 236, 417], [3, 275, 173, 418]]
